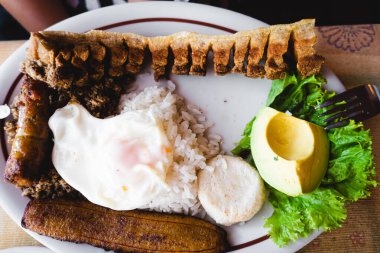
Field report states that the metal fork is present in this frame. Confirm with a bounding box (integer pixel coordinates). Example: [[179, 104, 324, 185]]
[[318, 84, 380, 130]]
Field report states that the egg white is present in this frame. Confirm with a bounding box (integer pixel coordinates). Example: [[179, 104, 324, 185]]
[[49, 103, 173, 210]]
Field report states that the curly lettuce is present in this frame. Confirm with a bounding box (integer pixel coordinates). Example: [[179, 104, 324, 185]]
[[233, 73, 377, 247], [324, 121, 377, 201], [266, 187, 347, 247]]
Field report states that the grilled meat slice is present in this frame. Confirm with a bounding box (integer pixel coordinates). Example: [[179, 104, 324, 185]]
[[22, 198, 229, 253]]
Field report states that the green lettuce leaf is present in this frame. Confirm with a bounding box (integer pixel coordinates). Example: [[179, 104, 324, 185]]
[[231, 118, 255, 156], [266, 74, 298, 107], [233, 73, 377, 247], [265, 187, 347, 247], [323, 121, 377, 201], [268, 74, 327, 115]]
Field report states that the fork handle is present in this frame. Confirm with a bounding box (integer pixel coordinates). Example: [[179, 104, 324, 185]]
[[370, 84, 380, 112]]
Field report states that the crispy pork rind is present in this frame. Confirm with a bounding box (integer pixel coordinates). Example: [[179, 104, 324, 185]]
[[22, 19, 323, 89]]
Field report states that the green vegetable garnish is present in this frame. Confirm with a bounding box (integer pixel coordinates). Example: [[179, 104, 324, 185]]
[[233, 73, 377, 247], [265, 187, 347, 247]]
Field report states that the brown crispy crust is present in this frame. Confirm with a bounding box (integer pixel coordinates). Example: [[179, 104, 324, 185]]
[[265, 24, 292, 79], [211, 35, 235, 75], [171, 32, 192, 75], [22, 198, 229, 253], [246, 28, 270, 78], [231, 33, 250, 74], [22, 19, 323, 89], [148, 36, 171, 81], [23, 31, 146, 89], [292, 19, 324, 76]]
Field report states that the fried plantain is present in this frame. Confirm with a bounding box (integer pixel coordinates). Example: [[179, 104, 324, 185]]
[[22, 198, 229, 253]]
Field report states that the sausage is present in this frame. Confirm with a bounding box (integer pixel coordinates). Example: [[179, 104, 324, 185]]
[[4, 77, 51, 187], [22, 198, 229, 253]]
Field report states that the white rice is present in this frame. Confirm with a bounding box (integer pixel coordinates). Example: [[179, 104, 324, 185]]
[[118, 82, 221, 216]]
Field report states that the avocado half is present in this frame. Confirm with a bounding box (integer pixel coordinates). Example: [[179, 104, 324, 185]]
[[250, 107, 330, 196]]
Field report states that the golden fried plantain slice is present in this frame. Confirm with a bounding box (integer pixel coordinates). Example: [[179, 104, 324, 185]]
[[22, 198, 229, 253]]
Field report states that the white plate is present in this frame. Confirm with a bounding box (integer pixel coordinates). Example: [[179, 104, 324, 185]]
[[0, 247, 53, 253], [0, 2, 345, 253]]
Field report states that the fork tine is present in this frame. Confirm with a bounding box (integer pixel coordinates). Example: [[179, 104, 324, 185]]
[[350, 112, 371, 122], [319, 103, 346, 117], [325, 107, 365, 123], [325, 119, 350, 130], [318, 84, 374, 109], [317, 92, 357, 109], [319, 101, 362, 116], [322, 84, 380, 129]]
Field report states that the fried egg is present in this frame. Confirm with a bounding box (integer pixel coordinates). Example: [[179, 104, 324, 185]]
[[49, 103, 173, 210]]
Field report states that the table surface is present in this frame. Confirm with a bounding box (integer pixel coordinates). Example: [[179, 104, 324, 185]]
[[0, 25, 380, 253]]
